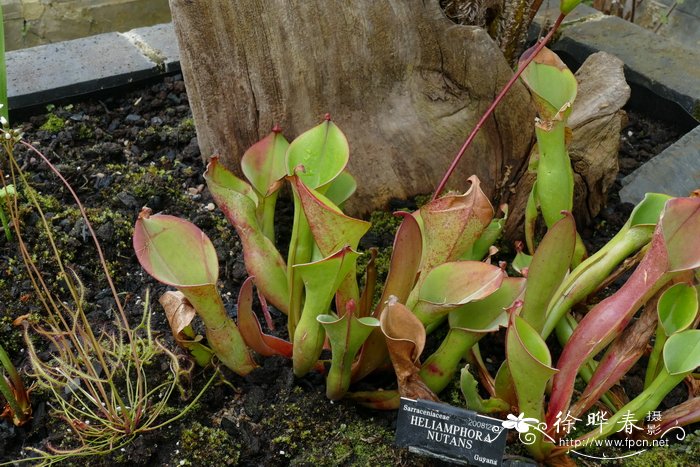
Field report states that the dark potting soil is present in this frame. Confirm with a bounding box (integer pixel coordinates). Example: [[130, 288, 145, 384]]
[[0, 74, 690, 466]]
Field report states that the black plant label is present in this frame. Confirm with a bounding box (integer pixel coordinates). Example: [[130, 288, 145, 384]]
[[395, 398, 508, 466]]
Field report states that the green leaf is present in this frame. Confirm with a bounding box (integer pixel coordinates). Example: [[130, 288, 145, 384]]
[[525, 182, 538, 253], [292, 247, 360, 376], [241, 129, 289, 196], [460, 366, 510, 413], [205, 155, 258, 204], [414, 261, 505, 324], [463, 205, 508, 261], [520, 47, 577, 119], [663, 330, 700, 376], [661, 198, 700, 272], [205, 157, 289, 314], [286, 118, 349, 190], [512, 250, 532, 276], [628, 193, 673, 227], [506, 315, 557, 458], [449, 277, 526, 332], [317, 309, 380, 400], [521, 212, 576, 333], [494, 361, 517, 406], [289, 174, 370, 255], [560, 0, 582, 14], [133, 211, 217, 287], [532, 122, 575, 229], [323, 170, 357, 207], [419, 261, 505, 306], [658, 283, 698, 337], [134, 210, 256, 375], [419, 278, 524, 394], [507, 316, 557, 412]]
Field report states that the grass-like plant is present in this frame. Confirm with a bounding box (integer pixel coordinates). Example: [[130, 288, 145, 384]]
[[0, 340, 31, 425], [0, 183, 14, 242], [0, 5, 8, 124], [0, 128, 215, 464]]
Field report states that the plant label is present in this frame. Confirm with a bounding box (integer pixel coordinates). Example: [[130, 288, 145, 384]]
[[395, 398, 508, 466]]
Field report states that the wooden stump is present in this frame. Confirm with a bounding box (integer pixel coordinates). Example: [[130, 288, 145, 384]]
[[169, 0, 536, 216]]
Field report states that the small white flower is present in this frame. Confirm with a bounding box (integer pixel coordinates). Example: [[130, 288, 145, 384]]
[[0, 116, 7, 125], [502, 413, 539, 434]]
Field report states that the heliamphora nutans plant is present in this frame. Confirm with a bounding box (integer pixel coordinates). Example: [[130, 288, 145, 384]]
[[133, 115, 508, 401]]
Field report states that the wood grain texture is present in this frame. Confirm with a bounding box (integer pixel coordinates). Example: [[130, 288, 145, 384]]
[[169, 0, 536, 215]]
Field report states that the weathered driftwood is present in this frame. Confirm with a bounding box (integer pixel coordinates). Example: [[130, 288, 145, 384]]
[[169, 0, 536, 216]]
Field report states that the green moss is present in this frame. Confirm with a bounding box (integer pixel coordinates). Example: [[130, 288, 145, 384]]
[[180, 117, 195, 131], [574, 430, 700, 466], [368, 211, 402, 238], [22, 185, 63, 213], [40, 113, 65, 133], [0, 315, 23, 355], [178, 422, 241, 466], [414, 194, 431, 208], [616, 430, 700, 467], [258, 391, 403, 466], [103, 163, 182, 205], [76, 124, 94, 140], [13, 186, 135, 295], [295, 420, 396, 466]]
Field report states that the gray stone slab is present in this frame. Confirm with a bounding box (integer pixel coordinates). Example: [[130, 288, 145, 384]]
[[534, 3, 603, 26], [123, 23, 181, 73], [7, 31, 160, 110], [620, 125, 700, 204], [530, 4, 602, 40], [639, 0, 700, 50], [550, 15, 700, 119]]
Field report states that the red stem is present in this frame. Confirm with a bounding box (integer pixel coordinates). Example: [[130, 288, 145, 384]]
[[432, 13, 566, 200]]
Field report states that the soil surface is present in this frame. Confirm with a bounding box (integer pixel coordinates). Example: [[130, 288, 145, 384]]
[[0, 73, 694, 466]]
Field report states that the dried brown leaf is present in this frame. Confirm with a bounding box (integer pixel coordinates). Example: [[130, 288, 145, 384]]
[[159, 291, 196, 343], [380, 297, 438, 401]]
